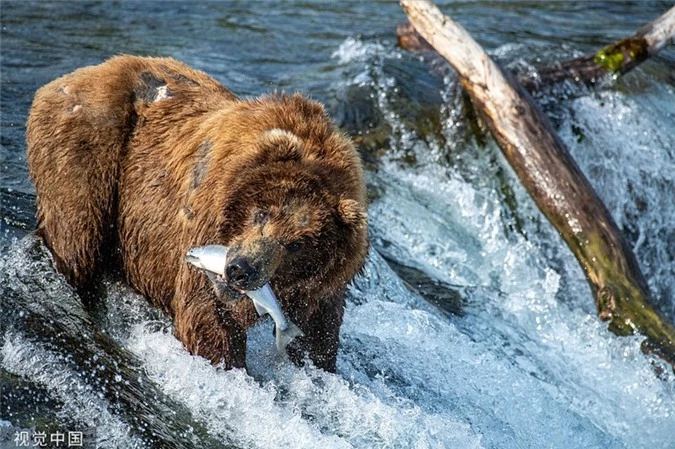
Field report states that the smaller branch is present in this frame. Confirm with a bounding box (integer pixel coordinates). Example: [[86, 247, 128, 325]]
[[397, 5, 675, 91], [397, 23, 435, 53]]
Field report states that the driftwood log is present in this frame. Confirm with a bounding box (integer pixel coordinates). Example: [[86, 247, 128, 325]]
[[400, 0, 675, 367], [397, 5, 675, 91]]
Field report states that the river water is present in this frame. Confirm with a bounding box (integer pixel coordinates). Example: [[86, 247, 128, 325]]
[[1, 1, 674, 448]]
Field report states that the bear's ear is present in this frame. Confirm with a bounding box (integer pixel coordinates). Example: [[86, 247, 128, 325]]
[[337, 198, 367, 229]]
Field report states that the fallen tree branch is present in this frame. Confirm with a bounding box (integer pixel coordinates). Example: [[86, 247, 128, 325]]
[[397, 5, 675, 91], [400, 0, 675, 367]]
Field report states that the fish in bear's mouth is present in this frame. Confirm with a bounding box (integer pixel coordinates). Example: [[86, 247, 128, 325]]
[[185, 244, 303, 354]]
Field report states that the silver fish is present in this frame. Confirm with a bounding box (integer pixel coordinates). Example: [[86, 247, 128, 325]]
[[185, 244, 228, 276], [246, 283, 304, 354], [185, 244, 304, 354]]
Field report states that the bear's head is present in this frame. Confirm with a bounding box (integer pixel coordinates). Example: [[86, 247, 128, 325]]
[[217, 127, 368, 298]]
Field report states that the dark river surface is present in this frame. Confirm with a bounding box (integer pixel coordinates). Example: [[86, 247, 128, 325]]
[[1, 1, 674, 448]]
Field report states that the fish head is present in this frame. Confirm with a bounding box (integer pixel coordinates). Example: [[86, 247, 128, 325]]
[[185, 249, 202, 267], [185, 245, 229, 275]]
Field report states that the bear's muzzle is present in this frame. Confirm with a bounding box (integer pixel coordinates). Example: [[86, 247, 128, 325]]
[[225, 237, 282, 291]]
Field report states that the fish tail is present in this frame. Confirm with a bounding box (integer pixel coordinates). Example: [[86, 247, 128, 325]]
[[275, 321, 304, 354]]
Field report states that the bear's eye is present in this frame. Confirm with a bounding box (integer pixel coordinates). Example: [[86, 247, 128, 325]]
[[284, 241, 302, 253], [253, 209, 269, 225]]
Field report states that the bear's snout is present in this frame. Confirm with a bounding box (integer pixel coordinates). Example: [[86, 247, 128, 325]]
[[225, 237, 282, 291], [226, 257, 257, 290]]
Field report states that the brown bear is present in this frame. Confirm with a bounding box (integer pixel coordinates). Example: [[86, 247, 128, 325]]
[[26, 55, 368, 372]]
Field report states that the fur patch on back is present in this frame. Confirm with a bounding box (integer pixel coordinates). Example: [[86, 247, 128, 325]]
[[191, 140, 212, 189], [153, 85, 172, 102], [137, 72, 173, 103]]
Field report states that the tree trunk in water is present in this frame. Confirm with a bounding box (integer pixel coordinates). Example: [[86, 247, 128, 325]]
[[400, 0, 675, 367]]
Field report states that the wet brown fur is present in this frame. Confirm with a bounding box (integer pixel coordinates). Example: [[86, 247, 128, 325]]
[[27, 55, 369, 372]]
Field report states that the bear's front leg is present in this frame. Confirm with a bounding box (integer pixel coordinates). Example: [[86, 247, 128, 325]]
[[287, 292, 345, 373], [172, 267, 247, 369]]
